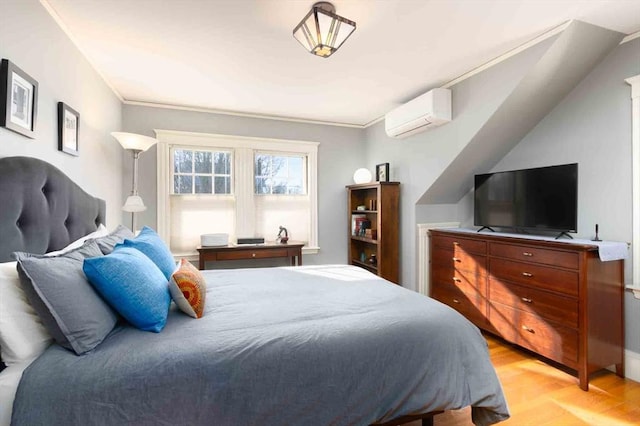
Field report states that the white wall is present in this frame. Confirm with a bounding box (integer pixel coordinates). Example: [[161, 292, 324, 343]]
[[122, 104, 365, 265], [0, 0, 123, 226]]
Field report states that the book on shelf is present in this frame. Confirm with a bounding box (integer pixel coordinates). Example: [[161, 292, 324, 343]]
[[351, 214, 367, 236]]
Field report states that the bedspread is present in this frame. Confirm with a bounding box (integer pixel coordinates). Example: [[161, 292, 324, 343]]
[[12, 265, 509, 425]]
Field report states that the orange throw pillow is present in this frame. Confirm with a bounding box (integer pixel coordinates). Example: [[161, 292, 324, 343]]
[[168, 259, 206, 318]]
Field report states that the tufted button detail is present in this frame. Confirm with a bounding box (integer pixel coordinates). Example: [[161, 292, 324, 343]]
[[16, 220, 21, 228]]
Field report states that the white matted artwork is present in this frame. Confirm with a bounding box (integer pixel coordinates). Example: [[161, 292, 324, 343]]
[[0, 59, 38, 138], [58, 102, 79, 156]]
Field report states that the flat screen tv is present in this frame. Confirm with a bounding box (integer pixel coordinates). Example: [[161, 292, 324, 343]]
[[474, 163, 578, 234]]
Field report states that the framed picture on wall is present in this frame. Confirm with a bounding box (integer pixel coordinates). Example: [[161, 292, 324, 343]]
[[58, 102, 79, 156], [0, 59, 39, 138], [376, 163, 389, 182]]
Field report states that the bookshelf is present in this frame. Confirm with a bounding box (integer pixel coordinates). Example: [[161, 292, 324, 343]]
[[346, 182, 400, 283]]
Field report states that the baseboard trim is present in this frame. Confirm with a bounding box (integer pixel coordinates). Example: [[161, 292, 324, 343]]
[[625, 349, 640, 383]]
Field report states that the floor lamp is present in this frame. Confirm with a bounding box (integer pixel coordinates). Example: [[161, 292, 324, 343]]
[[111, 132, 158, 232]]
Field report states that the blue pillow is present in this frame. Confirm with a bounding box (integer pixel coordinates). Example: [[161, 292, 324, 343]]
[[83, 246, 170, 332], [117, 226, 176, 280]]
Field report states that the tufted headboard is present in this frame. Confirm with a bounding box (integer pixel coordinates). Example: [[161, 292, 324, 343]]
[[0, 156, 106, 262], [0, 156, 106, 370]]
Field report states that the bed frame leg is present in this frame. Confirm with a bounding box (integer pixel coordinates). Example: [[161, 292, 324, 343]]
[[422, 416, 434, 426]]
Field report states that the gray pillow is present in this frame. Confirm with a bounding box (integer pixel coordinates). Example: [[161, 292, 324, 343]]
[[95, 224, 135, 254], [14, 240, 118, 355]]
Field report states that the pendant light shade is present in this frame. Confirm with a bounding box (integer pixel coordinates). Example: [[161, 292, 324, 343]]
[[293, 2, 356, 58]]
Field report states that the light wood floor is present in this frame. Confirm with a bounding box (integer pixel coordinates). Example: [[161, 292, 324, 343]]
[[417, 334, 640, 425]]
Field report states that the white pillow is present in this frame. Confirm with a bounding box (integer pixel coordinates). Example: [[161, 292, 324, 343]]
[[0, 262, 52, 366], [44, 224, 108, 257]]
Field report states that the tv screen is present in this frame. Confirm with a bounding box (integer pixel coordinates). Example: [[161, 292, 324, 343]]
[[474, 163, 578, 233]]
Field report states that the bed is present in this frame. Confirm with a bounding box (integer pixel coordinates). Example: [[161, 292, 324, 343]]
[[0, 156, 509, 426]]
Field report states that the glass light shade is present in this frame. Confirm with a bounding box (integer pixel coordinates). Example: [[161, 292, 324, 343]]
[[111, 132, 158, 152], [122, 195, 147, 212], [353, 168, 372, 184], [293, 2, 356, 58]]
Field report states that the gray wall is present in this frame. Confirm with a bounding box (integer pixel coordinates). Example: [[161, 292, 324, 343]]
[[122, 104, 365, 265], [364, 37, 556, 288], [0, 0, 123, 226], [483, 38, 640, 352]]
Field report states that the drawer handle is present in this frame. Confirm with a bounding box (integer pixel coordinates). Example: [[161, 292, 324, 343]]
[[522, 272, 533, 277], [453, 241, 460, 246], [452, 298, 460, 304], [452, 257, 461, 262], [252, 253, 256, 258], [452, 277, 461, 282], [521, 297, 533, 303], [523, 252, 533, 257], [522, 325, 535, 333]]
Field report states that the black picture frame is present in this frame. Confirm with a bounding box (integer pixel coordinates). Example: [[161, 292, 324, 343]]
[[58, 102, 80, 156], [376, 163, 389, 182], [0, 59, 38, 138]]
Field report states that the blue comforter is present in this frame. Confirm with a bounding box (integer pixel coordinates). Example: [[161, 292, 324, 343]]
[[12, 265, 509, 425]]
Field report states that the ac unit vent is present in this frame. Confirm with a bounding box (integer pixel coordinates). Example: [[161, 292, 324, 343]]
[[385, 88, 451, 139]]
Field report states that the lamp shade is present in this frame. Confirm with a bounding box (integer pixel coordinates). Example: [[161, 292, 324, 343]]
[[111, 132, 158, 152], [353, 168, 372, 184], [293, 2, 356, 58], [122, 195, 147, 212]]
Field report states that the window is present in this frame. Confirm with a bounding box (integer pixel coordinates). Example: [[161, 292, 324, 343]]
[[173, 149, 232, 194], [255, 154, 305, 195], [156, 130, 319, 257]]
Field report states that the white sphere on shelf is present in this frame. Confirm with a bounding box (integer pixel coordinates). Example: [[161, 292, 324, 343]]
[[353, 168, 372, 184]]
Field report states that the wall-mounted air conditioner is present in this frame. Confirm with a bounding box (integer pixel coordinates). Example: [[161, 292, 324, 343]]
[[385, 88, 451, 139]]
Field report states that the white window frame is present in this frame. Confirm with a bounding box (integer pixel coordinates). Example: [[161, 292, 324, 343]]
[[156, 129, 320, 256], [626, 75, 640, 298]]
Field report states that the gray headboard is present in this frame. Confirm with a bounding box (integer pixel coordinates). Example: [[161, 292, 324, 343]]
[[0, 156, 106, 370], [0, 156, 106, 262]]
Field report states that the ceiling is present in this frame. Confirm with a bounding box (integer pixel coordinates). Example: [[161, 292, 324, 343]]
[[43, 0, 640, 127]]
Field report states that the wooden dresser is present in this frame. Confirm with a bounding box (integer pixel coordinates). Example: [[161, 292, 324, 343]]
[[429, 229, 624, 390]]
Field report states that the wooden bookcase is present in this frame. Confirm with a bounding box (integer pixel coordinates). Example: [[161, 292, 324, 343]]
[[346, 182, 400, 283]]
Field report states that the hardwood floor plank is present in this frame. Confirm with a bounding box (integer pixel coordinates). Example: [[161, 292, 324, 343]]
[[429, 334, 640, 425]]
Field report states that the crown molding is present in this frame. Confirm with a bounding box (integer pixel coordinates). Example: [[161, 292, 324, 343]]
[[123, 100, 364, 128]]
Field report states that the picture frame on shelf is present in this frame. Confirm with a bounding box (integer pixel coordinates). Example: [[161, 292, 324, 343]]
[[0, 59, 38, 138], [376, 163, 389, 182], [58, 102, 79, 156]]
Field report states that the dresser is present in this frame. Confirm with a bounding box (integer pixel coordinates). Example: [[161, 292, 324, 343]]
[[429, 229, 624, 390]]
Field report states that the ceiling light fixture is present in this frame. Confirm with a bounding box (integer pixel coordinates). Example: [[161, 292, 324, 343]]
[[293, 2, 356, 58]]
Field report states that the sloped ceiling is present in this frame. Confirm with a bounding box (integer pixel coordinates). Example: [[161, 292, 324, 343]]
[[417, 21, 624, 205]]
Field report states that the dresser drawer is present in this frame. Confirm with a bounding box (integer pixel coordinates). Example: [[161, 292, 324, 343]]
[[489, 258, 579, 296], [489, 278, 578, 328], [216, 248, 289, 261], [431, 247, 487, 277], [490, 242, 579, 269], [489, 303, 578, 367], [432, 267, 487, 296], [432, 235, 486, 255], [431, 284, 486, 326]]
